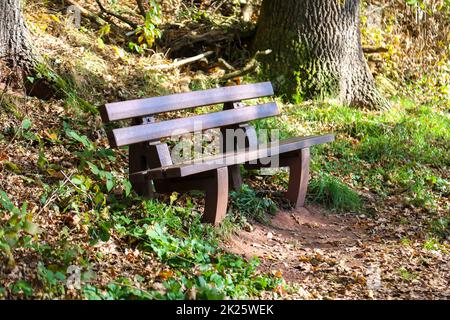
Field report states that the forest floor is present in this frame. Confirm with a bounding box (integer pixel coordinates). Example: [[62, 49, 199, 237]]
[[226, 206, 449, 299], [0, 0, 449, 299]]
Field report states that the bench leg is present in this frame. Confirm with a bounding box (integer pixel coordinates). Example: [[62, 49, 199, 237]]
[[285, 148, 310, 208], [129, 143, 154, 198], [203, 167, 229, 225], [228, 164, 243, 190], [130, 174, 154, 199]]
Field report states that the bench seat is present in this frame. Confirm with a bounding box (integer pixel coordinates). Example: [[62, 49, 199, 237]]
[[134, 134, 334, 179]]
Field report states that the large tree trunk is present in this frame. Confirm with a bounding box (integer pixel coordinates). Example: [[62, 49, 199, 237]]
[[0, 0, 35, 85], [253, 0, 387, 109]]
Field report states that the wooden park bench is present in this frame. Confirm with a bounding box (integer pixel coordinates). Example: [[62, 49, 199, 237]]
[[100, 82, 334, 225]]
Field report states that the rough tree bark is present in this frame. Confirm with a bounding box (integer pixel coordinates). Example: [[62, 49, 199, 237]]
[[0, 0, 36, 85], [253, 0, 387, 109]]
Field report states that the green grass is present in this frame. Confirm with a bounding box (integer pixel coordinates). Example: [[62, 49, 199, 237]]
[[308, 173, 362, 213], [255, 98, 450, 213], [229, 184, 278, 223], [429, 217, 450, 240]]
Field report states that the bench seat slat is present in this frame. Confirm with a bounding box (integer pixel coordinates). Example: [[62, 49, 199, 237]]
[[137, 134, 334, 179], [100, 82, 274, 122], [111, 102, 279, 147]]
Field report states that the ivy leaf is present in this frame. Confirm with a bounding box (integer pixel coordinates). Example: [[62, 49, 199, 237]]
[[66, 130, 93, 149], [106, 178, 114, 192], [21, 119, 32, 130], [123, 180, 132, 197], [71, 177, 83, 185], [10, 280, 33, 296], [86, 161, 100, 175], [23, 221, 40, 235]]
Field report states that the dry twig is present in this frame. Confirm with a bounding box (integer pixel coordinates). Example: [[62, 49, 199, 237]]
[[146, 51, 214, 71], [136, 0, 147, 18], [95, 0, 138, 29]]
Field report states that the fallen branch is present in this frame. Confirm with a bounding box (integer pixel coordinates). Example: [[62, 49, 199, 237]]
[[146, 51, 214, 71], [95, 0, 138, 29], [136, 0, 147, 18], [168, 30, 233, 52], [218, 58, 236, 71], [212, 0, 227, 15], [64, 0, 127, 38], [221, 61, 258, 81], [363, 46, 388, 54], [221, 49, 272, 81]]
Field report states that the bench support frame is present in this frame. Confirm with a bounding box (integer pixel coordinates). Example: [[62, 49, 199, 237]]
[[129, 116, 173, 199], [149, 168, 229, 225], [244, 148, 311, 209], [285, 148, 311, 208], [221, 101, 258, 191], [203, 167, 229, 224]]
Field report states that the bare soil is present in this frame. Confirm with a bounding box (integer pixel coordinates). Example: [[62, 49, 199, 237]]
[[223, 206, 450, 299]]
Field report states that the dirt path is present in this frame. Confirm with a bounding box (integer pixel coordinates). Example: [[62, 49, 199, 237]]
[[223, 206, 450, 299]]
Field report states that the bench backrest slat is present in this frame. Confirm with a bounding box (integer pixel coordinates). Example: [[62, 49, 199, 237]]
[[100, 82, 274, 122], [110, 102, 279, 147]]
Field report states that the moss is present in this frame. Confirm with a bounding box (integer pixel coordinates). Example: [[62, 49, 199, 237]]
[[294, 61, 340, 102], [257, 40, 340, 103]]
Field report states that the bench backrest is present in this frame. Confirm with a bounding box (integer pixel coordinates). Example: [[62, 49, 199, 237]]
[[100, 82, 274, 122], [100, 82, 278, 148]]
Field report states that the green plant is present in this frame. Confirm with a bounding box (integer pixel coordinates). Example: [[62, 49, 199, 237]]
[[33, 63, 96, 114], [230, 184, 277, 223], [35, 240, 85, 269], [0, 191, 39, 268], [423, 237, 448, 252], [83, 278, 154, 300], [430, 217, 450, 239], [59, 124, 133, 244], [106, 200, 282, 299], [406, 0, 450, 9], [96, 23, 111, 49], [308, 173, 361, 212], [398, 267, 414, 281], [3, 117, 40, 150], [64, 124, 131, 196], [9, 280, 33, 297], [37, 263, 67, 298], [129, 1, 162, 54]]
